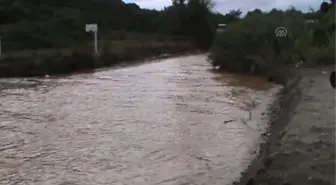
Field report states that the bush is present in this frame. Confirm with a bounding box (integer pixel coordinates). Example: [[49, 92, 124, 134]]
[[209, 6, 335, 79]]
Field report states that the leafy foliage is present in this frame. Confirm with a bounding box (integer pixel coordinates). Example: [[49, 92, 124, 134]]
[[210, 2, 335, 79], [0, 0, 220, 76], [0, 0, 224, 51]]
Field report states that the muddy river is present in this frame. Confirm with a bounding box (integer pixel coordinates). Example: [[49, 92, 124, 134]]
[[0, 54, 280, 185]]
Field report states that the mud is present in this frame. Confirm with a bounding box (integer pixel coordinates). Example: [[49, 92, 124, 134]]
[[238, 67, 335, 185]]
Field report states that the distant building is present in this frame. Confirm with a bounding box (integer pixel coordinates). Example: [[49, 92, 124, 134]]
[[216, 24, 227, 33], [305, 19, 317, 23]]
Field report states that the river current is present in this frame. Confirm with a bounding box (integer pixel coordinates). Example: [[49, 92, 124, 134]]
[[0, 54, 280, 185]]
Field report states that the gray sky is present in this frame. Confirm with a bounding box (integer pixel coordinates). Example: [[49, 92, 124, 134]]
[[123, 0, 322, 13]]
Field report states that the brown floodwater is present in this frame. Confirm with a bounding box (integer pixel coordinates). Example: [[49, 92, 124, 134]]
[[0, 54, 280, 185]]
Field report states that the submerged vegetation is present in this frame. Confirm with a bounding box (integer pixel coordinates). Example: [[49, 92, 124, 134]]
[[209, 1, 335, 81]]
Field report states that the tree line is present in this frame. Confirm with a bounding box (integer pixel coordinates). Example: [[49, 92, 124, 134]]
[[0, 0, 238, 51]]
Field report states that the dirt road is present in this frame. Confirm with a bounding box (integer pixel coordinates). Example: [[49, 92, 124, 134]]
[[254, 67, 335, 185]]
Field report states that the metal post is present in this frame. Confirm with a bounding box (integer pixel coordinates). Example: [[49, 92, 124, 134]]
[[85, 24, 98, 55], [94, 31, 98, 55], [0, 36, 2, 56]]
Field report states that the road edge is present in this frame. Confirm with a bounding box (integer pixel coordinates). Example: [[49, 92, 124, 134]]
[[232, 73, 302, 185]]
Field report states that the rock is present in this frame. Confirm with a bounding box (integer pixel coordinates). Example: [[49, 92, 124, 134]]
[[261, 132, 268, 136], [263, 157, 274, 167], [232, 181, 239, 185], [263, 152, 279, 167], [330, 71, 335, 88], [223, 120, 234, 124], [278, 130, 287, 139], [59, 182, 77, 185], [308, 176, 313, 180], [267, 75, 287, 85], [310, 125, 325, 132], [283, 151, 291, 156], [257, 168, 266, 175], [328, 152, 335, 160], [263, 158, 273, 167], [313, 140, 323, 149], [246, 178, 255, 185], [312, 178, 334, 185], [294, 149, 301, 155]]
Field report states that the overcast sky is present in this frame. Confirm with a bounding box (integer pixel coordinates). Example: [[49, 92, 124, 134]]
[[123, 0, 322, 14]]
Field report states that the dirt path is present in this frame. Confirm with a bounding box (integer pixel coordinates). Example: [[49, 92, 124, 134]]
[[253, 67, 335, 185]]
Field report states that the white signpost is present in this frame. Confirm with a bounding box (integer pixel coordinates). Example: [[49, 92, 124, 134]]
[[0, 36, 2, 56], [85, 24, 98, 55]]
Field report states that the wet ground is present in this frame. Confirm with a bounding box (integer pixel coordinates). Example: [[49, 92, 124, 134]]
[[254, 67, 335, 185], [0, 54, 280, 185]]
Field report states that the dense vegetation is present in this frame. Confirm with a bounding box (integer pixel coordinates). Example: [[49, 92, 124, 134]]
[[1, 0, 334, 78], [209, 1, 335, 83], [0, 0, 233, 51], [0, 0, 238, 77]]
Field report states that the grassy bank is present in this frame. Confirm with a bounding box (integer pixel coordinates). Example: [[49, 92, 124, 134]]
[[0, 39, 196, 77], [209, 5, 335, 83]]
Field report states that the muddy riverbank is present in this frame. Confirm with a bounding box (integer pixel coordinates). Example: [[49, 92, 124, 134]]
[[235, 66, 335, 185], [231, 70, 302, 185]]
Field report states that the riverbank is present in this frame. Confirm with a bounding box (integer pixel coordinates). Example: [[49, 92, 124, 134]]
[[0, 40, 196, 78], [234, 66, 335, 185], [231, 70, 301, 185]]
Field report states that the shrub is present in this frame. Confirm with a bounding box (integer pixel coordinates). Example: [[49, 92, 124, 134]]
[[209, 6, 335, 78]]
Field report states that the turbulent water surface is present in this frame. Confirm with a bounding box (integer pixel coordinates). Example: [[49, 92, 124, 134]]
[[0, 54, 280, 185]]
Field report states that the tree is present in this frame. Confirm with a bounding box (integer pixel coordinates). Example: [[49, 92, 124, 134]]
[[320, 2, 330, 13], [184, 0, 216, 49], [0, 0, 223, 50], [222, 9, 242, 23]]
